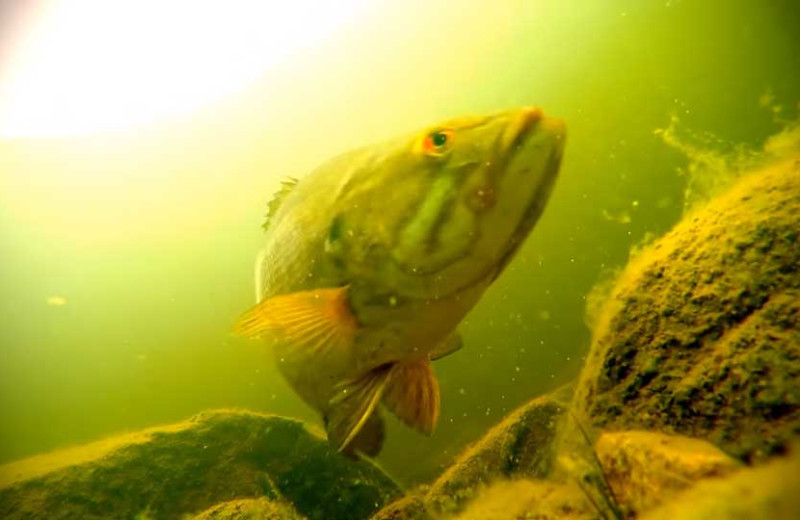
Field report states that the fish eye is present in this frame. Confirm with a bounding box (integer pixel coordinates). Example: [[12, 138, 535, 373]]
[[422, 130, 453, 155]]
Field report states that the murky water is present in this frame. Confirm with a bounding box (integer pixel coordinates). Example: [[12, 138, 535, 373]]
[[0, 0, 798, 487]]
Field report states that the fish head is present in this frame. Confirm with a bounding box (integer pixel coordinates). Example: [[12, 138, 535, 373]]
[[332, 107, 565, 308]]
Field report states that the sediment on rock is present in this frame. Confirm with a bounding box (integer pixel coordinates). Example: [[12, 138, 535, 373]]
[[451, 479, 599, 520], [594, 430, 741, 515], [190, 497, 304, 520], [0, 410, 401, 520], [424, 384, 572, 515], [640, 444, 800, 520], [573, 156, 800, 462]]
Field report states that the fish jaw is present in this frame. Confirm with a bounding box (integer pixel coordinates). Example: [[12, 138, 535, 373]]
[[500, 106, 544, 154], [491, 114, 566, 275]]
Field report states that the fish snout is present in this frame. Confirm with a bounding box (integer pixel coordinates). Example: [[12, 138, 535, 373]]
[[542, 116, 567, 181], [540, 115, 567, 152], [500, 106, 543, 152]]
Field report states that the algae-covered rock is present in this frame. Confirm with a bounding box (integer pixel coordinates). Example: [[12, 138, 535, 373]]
[[595, 430, 741, 515], [369, 494, 429, 520], [640, 445, 800, 520], [0, 410, 401, 520], [574, 156, 800, 462], [424, 385, 571, 515], [451, 479, 598, 520], [191, 497, 303, 520]]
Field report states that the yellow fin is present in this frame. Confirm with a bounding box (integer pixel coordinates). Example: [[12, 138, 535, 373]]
[[429, 330, 463, 361], [337, 411, 385, 459], [327, 365, 393, 453], [383, 360, 440, 435], [232, 287, 357, 352]]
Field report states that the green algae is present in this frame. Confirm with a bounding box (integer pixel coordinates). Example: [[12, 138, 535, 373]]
[[0, 410, 401, 520]]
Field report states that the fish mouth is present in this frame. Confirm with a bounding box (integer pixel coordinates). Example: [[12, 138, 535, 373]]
[[491, 127, 565, 278], [500, 107, 543, 153], [439, 113, 565, 294]]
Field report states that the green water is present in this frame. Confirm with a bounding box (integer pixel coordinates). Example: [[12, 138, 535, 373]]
[[0, 0, 798, 486]]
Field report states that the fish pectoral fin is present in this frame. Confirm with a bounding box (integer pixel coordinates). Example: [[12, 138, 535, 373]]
[[429, 330, 463, 361], [232, 287, 357, 352], [327, 364, 393, 453], [383, 360, 440, 435]]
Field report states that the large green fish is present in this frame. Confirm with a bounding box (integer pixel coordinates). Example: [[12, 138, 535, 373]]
[[234, 107, 565, 456]]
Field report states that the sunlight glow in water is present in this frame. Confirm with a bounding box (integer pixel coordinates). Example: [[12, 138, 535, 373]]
[[0, 0, 367, 137]]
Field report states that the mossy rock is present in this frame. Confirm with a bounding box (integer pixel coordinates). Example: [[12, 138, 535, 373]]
[[640, 444, 800, 520], [595, 430, 741, 515], [424, 385, 572, 515], [369, 494, 429, 520], [574, 156, 800, 462], [0, 410, 401, 520], [451, 479, 598, 520], [190, 497, 303, 520]]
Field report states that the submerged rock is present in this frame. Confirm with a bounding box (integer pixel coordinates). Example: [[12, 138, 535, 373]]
[[640, 445, 800, 520], [424, 385, 572, 515], [369, 494, 429, 520], [594, 430, 741, 515], [451, 479, 598, 520], [573, 156, 800, 462], [0, 410, 401, 520], [190, 497, 303, 520]]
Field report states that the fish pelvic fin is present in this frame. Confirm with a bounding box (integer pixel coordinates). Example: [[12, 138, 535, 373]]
[[429, 330, 463, 361], [232, 287, 357, 353], [327, 364, 393, 453], [334, 410, 385, 459], [383, 360, 440, 435]]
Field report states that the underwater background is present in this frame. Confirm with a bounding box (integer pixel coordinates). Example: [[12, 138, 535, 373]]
[[0, 0, 798, 488]]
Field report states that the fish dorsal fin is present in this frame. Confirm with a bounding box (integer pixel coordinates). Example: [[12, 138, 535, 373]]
[[327, 364, 393, 452], [429, 330, 463, 361], [232, 287, 357, 355], [261, 177, 298, 232], [383, 360, 440, 435]]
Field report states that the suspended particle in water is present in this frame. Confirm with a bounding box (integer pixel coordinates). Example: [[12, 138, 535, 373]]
[[46, 295, 67, 306]]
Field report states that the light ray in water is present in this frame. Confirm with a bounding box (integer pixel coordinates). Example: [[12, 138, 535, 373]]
[[0, 0, 369, 137]]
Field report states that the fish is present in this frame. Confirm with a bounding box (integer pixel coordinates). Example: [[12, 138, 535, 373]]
[[233, 107, 566, 456]]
